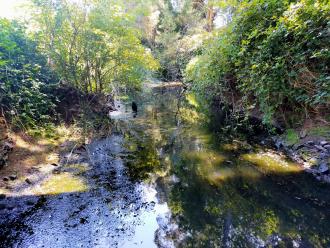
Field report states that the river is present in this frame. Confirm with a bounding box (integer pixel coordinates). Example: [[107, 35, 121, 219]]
[[1, 82, 329, 247]]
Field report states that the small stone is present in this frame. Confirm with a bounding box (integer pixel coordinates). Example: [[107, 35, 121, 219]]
[[80, 217, 88, 224], [318, 163, 329, 174], [3, 141, 13, 151], [306, 141, 314, 146], [299, 130, 307, 139], [25, 178, 32, 184], [9, 175, 17, 180], [315, 145, 327, 152], [324, 145, 330, 151], [3, 177, 9, 181], [51, 163, 58, 167], [275, 140, 283, 149], [319, 153, 328, 160], [26, 200, 35, 206], [320, 141, 328, 146], [52, 169, 60, 174], [323, 175, 330, 183], [293, 144, 304, 150]]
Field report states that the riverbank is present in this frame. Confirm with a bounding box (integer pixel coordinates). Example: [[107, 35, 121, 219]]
[[0, 104, 174, 247], [208, 98, 330, 184], [271, 125, 330, 183]]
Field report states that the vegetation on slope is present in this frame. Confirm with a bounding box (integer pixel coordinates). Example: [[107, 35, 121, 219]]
[[1, 0, 329, 131], [185, 0, 330, 126], [0, 0, 158, 130]]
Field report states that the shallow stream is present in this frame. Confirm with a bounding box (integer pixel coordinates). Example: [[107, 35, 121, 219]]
[[1, 83, 329, 248], [112, 83, 330, 247]]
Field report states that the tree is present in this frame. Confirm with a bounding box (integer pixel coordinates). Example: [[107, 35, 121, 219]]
[[32, 0, 158, 93], [152, 0, 209, 81], [0, 19, 57, 128]]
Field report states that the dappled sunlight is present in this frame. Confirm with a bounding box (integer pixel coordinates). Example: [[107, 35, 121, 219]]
[[1, 125, 83, 189], [222, 143, 240, 151], [186, 151, 226, 166], [31, 172, 88, 196], [183, 129, 212, 144], [184, 151, 239, 185], [182, 148, 300, 186], [198, 160, 262, 185], [222, 140, 252, 151], [236, 165, 263, 179], [241, 151, 302, 174], [180, 107, 204, 124], [36, 124, 83, 147], [203, 168, 236, 185], [12, 133, 46, 153], [186, 93, 199, 108], [64, 163, 90, 175]]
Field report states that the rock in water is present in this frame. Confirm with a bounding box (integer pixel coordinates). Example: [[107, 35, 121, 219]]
[[25, 178, 32, 184], [318, 163, 329, 174], [132, 101, 137, 112]]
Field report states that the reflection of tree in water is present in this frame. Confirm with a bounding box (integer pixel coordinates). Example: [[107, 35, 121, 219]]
[[124, 85, 199, 181], [124, 85, 330, 247], [168, 151, 330, 247]]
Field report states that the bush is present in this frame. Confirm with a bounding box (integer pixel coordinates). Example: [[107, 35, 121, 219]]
[[0, 19, 58, 129], [186, 0, 330, 126]]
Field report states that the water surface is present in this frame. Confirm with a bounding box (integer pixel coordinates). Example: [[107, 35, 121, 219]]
[[115, 83, 330, 248]]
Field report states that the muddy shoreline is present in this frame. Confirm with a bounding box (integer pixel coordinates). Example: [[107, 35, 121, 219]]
[[0, 134, 174, 247], [270, 135, 330, 183]]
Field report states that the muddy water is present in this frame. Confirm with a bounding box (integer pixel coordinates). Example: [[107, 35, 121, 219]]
[[1, 83, 329, 248]]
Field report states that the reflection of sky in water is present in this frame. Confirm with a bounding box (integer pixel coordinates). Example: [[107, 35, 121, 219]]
[[119, 184, 173, 248], [109, 100, 134, 120], [120, 85, 330, 247]]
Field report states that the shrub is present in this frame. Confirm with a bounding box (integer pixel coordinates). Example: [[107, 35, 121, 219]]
[[0, 19, 58, 129], [186, 0, 330, 126]]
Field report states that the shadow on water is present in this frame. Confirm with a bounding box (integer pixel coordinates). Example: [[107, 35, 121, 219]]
[[1, 83, 329, 248], [114, 83, 330, 248]]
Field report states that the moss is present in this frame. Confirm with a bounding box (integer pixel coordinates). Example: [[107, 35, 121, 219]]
[[32, 172, 88, 195], [285, 129, 299, 146]]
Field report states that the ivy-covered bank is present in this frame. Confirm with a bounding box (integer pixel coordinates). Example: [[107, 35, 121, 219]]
[[185, 0, 329, 127]]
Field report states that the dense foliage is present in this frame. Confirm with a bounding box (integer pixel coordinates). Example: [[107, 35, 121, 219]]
[[32, 0, 158, 93], [0, 0, 159, 129], [185, 0, 330, 125], [1, 0, 329, 130], [147, 0, 212, 81], [0, 19, 57, 128]]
